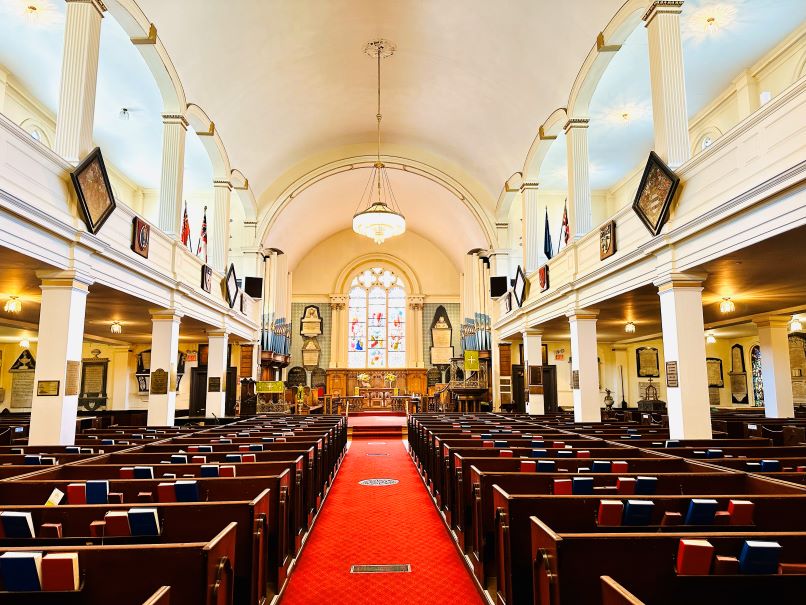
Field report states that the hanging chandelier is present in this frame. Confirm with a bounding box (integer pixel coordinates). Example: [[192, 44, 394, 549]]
[[353, 39, 406, 245]]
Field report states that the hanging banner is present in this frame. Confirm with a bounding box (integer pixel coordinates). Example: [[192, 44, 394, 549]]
[[256, 381, 284, 394], [464, 350, 480, 372]]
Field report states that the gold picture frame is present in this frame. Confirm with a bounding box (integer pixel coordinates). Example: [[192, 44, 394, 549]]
[[632, 151, 680, 236]]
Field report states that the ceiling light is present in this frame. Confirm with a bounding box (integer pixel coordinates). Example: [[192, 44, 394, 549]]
[[705, 17, 718, 33], [719, 298, 735, 314], [624, 321, 636, 334], [706, 333, 716, 344], [110, 321, 122, 334], [19, 339, 30, 348], [352, 39, 405, 245], [4, 296, 22, 314], [11, 0, 59, 27], [119, 108, 130, 121], [621, 112, 630, 122], [790, 315, 803, 333]]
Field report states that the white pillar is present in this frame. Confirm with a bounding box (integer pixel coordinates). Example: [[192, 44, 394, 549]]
[[644, 1, 690, 168], [146, 309, 182, 426], [328, 295, 347, 368], [109, 346, 131, 410], [205, 331, 229, 417], [568, 310, 601, 422], [250, 340, 261, 381], [754, 317, 795, 418], [612, 344, 630, 408], [655, 274, 712, 439], [29, 271, 91, 445], [209, 180, 232, 273], [407, 296, 425, 368], [521, 182, 541, 273], [523, 330, 544, 415], [157, 114, 188, 235], [54, 0, 104, 163], [565, 119, 592, 238]]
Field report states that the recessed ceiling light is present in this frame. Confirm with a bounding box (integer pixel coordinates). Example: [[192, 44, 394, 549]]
[[4, 296, 22, 314], [705, 16, 718, 33], [705, 332, 716, 344], [19, 339, 30, 348], [719, 298, 735, 314]]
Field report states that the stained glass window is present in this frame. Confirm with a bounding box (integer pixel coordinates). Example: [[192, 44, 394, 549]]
[[347, 267, 406, 368], [751, 345, 764, 406]]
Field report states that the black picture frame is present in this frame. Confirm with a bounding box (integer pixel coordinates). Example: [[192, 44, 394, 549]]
[[70, 147, 117, 235], [632, 151, 680, 236], [636, 346, 660, 378], [513, 265, 527, 307], [224, 263, 239, 308], [201, 265, 213, 293]]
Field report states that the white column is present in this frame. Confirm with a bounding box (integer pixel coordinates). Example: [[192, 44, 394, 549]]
[[329, 295, 347, 368], [407, 296, 425, 368], [565, 119, 592, 238], [523, 330, 544, 415], [109, 346, 131, 410], [157, 114, 188, 235], [29, 271, 92, 445], [205, 331, 229, 417], [521, 182, 541, 273], [644, 1, 690, 168], [146, 309, 182, 426], [209, 180, 232, 273], [754, 317, 795, 418], [612, 344, 630, 408], [54, 0, 104, 163], [568, 310, 601, 422], [250, 340, 261, 381], [655, 274, 712, 438]]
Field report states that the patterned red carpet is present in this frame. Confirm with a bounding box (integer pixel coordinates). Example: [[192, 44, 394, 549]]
[[279, 437, 483, 605]]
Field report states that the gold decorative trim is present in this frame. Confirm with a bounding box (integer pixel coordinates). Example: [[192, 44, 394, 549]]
[[564, 118, 590, 132], [596, 32, 621, 53], [233, 178, 249, 191], [132, 23, 157, 45], [162, 114, 189, 128], [213, 180, 232, 190], [520, 181, 539, 193], [196, 121, 216, 137], [538, 125, 557, 140], [642, 1, 684, 23]]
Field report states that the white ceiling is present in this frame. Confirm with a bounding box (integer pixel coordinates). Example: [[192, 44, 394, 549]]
[[265, 165, 488, 269]]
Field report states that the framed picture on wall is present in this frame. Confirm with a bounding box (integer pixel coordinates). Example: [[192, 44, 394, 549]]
[[632, 151, 680, 236], [131, 216, 150, 258], [70, 147, 117, 234], [513, 265, 527, 307], [707, 357, 724, 387], [636, 346, 660, 378], [224, 263, 239, 308]]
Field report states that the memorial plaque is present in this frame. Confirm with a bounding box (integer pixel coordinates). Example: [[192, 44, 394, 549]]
[[426, 367, 441, 388], [208, 376, 222, 393], [150, 369, 168, 395], [665, 361, 679, 387], [65, 360, 81, 396], [571, 370, 580, 390], [287, 366, 307, 388], [731, 345, 746, 373], [636, 347, 660, 378], [11, 371, 34, 408], [709, 387, 721, 406], [730, 372, 749, 404], [792, 379, 806, 401], [430, 346, 453, 366], [706, 357, 724, 388], [311, 367, 327, 389], [300, 305, 323, 337], [82, 364, 105, 395], [37, 381, 59, 396]]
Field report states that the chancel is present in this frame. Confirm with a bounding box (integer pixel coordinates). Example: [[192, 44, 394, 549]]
[[0, 0, 804, 603]]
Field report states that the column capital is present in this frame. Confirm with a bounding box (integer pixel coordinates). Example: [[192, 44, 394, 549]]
[[162, 113, 189, 129], [566, 309, 599, 321], [523, 328, 543, 337], [407, 295, 425, 311], [149, 308, 184, 321], [66, 0, 107, 17], [563, 118, 590, 132], [213, 179, 233, 190], [206, 329, 229, 338], [36, 269, 93, 290], [752, 316, 791, 329], [329, 294, 348, 310], [519, 181, 539, 193], [654, 271, 708, 291], [642, 1, 684, 24]]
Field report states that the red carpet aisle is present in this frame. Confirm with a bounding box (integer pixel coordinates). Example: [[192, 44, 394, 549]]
[[279, 437, 483, 605]]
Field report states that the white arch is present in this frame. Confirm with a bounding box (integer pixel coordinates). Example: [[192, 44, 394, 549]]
[[334, 253, 423, 296], [256, 153, 497, 252], [230, 169, 258, 221], [185, 103, 231, 180]]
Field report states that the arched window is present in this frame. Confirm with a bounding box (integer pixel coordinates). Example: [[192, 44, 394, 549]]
[[750, 345, 764, 406], [347, 267, 406, 368]]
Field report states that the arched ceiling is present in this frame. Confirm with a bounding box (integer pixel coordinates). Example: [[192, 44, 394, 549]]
[[264, 166, 488, 270], [136, 0, 625, 203]]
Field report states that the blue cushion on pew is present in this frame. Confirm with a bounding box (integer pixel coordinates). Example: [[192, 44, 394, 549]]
[[760, 459, 780, 472], [536, 460, 556, 472], [530, 449, 548, 458]]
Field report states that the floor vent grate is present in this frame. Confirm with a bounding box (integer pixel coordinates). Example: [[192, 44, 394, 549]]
[[366, 453, 389, 456], [350, 564, 411, 574]]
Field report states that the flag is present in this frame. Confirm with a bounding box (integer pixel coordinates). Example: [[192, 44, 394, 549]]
[[543, 207, 553, 260], [181, 202, 191, 249], [557, 200, 570, 253], [196, 206, 208, 263]]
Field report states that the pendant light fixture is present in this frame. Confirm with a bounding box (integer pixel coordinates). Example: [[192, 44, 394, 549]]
[[353, 39, 406, 245]]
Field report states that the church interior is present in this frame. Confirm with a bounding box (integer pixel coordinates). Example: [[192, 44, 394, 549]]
[[0, 0, 805, 603]]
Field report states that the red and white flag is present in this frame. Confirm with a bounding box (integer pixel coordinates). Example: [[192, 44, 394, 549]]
[[196, 205, 208, 263], [559, 201, 570, 251], [181, 202, 191, 249]]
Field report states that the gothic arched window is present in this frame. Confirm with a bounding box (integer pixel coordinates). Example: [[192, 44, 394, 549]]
[[347, 267, 406, 368]]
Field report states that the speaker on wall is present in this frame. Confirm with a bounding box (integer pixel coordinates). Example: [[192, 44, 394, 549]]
[[243, 277, 264, 299], [490, 276, 508, 298]]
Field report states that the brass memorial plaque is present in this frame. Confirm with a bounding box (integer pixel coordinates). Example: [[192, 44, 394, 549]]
[[150, 369, 168, 395], [65, 360, 81, 396], [571, 370, 580, 390], [208, 376, 222, 393], [37, 380, 60, 396], [665, 361, 679, 388]]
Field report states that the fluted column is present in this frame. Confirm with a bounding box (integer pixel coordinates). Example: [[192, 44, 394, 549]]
[[521, 182, 541, 273], [54, 0, 104, 162], [210, 180, 232, 273], [157, 114, 188, 235], [565, 119, 592, 239], [329, 295, 347, 368], [644, 1, 690, 168], [407, 296, 425, 368]]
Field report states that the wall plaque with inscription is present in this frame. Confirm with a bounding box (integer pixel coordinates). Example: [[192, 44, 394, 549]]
[[65, 360, 81, 396], [37, 380, 59, 396], [706, 357, 724, 388], [208, 376, 222, 392], [636, 347, 660, 378], [11, 372, 34, 408], [571, 370, 580, 390], [80, 357, 109, 411], [730, 372, 749, 403], [150, 369, 168, 395], [665, 361, 679, 388]]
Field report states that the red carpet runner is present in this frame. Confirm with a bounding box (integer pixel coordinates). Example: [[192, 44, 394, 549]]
[[279, 436, 483, 605]]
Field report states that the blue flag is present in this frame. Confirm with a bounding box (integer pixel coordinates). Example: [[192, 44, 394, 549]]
[[543, 208, 553, 260]]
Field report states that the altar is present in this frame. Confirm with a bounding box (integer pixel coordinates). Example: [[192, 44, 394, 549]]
[[359, 387, 395, 409], [325, 368, 428, 404]]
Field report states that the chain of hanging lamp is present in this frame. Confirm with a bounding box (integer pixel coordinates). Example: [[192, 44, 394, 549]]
[[353, 40, 405, 245]]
